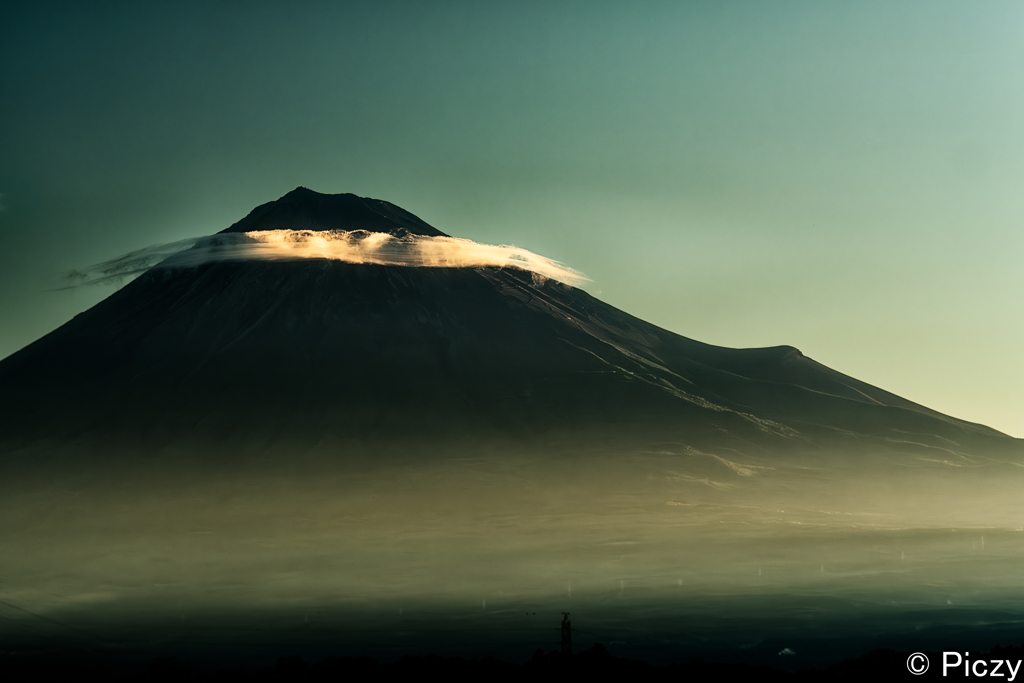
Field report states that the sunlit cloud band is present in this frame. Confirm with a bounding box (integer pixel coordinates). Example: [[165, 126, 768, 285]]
[[66, 230, 590, 287]]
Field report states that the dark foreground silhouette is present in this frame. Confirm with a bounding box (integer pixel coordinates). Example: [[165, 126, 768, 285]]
[[3, 642, 1023, 682]]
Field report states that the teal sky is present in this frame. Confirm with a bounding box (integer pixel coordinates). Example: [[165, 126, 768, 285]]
[[1, 1, 1021, 436]]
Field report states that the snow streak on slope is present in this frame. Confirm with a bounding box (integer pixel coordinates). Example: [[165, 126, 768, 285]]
[[66, 230, 590, 287]]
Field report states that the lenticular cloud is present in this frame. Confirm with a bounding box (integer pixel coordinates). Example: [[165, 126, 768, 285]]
[[66, 230, 590, 288]]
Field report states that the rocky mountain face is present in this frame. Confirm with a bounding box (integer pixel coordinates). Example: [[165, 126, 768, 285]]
[[0, 188, 1012, 463]]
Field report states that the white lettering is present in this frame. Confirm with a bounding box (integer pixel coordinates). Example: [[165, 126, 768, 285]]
[[946, 652, 965, 676], [991, 660, 1005, 677], [1007, 660, 1021, 682], [975, 660, 989, 676]]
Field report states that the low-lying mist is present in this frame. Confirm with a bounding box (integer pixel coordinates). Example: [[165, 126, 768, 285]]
[[3, 437, 1024, 664]]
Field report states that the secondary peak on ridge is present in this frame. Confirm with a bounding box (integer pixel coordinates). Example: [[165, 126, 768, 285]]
[[219, 187, 449, 238]]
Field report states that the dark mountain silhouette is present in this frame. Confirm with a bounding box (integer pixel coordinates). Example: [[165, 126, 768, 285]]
[[219, 187, 448, 237], [1, 188, 1022, 671], [0, 188, 1014, 460]]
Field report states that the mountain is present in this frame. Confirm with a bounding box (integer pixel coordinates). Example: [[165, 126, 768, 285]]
[[1, 188, 1022, 667], [0, 187, 1012, 459]]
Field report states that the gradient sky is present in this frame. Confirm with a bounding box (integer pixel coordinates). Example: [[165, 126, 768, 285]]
[[1, 1, 1021, 436]]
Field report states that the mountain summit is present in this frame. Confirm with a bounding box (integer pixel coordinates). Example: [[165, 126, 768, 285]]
[[219, 187, 448, 237]]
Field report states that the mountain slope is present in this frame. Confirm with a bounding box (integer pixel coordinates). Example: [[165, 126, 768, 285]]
[[0, 189, 1011, 463]]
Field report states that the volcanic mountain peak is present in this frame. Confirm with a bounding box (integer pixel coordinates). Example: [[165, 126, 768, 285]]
[[0, 189, 1014, 458], [220, 187, 449, 238]]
